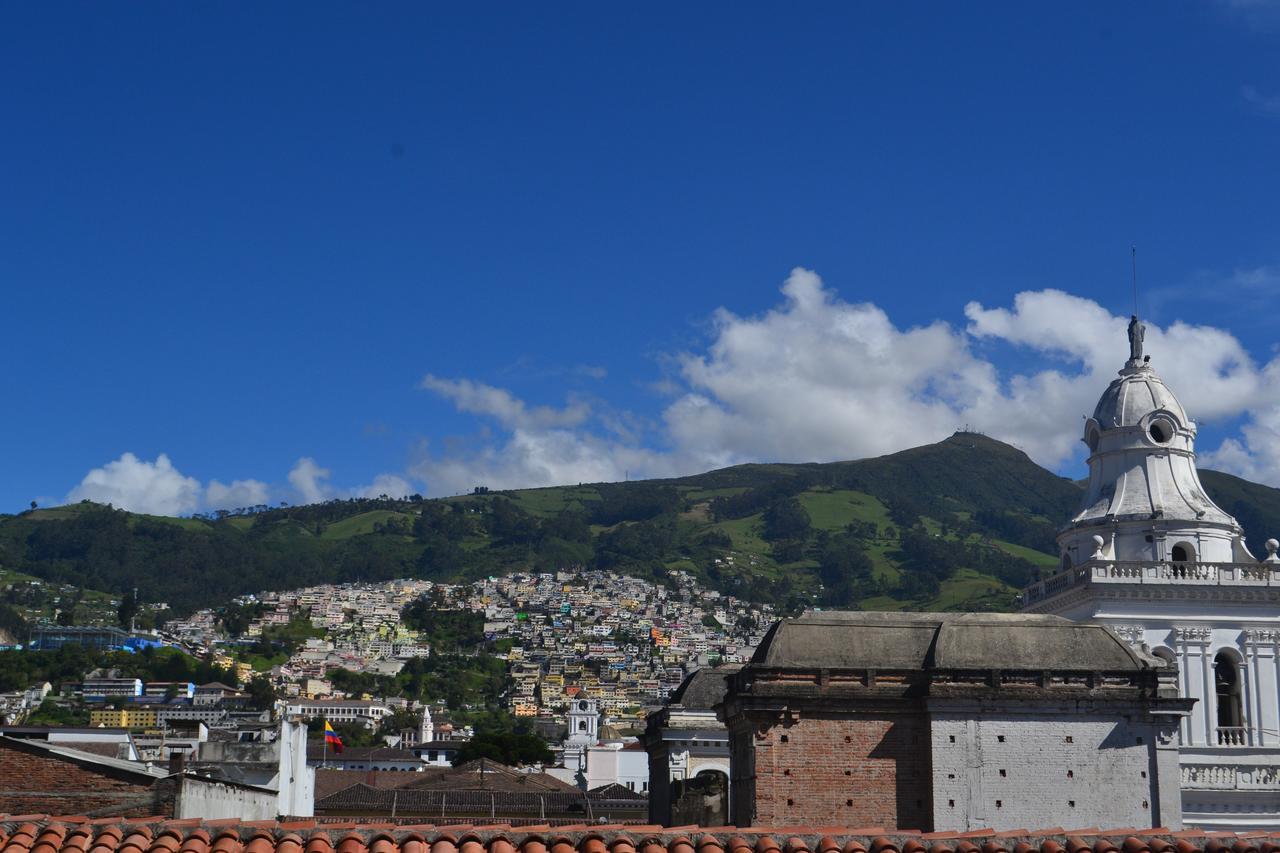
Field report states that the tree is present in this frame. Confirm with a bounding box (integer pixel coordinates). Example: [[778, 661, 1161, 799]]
[[117, 589, 139, 631], [762, 498, 811, 542], [451, 718, 553, 766], [247, 676, 277, 710]]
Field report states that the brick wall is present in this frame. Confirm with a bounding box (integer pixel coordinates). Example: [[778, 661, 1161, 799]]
[[0, 739, 173, 818], [743, 713, 932, 830]]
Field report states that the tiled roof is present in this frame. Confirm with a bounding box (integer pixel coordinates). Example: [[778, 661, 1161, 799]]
[[314, 770, 423, 801], [1, 817, 1279, 853]]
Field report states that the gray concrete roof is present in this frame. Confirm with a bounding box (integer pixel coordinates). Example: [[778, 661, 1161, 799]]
[[750, 611, 1150, 672], [667, 664, 741, 708]]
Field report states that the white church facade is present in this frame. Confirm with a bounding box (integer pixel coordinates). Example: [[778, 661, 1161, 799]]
[[1022, 317, 1280, 830]]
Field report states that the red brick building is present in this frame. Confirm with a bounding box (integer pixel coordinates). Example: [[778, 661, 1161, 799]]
[[0, 736, 176, 818], [720, 612, 1190, 832]]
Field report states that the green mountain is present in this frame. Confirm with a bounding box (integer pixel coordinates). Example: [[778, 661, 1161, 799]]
[[2, 433, 1277, 618]]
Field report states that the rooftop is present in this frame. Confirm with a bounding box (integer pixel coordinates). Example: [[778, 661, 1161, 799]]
[[749, 612, 1153, 673], [667, 667, 741, 710], [1, 817, 1277, 853]]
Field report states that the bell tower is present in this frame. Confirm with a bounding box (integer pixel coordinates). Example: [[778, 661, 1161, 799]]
[[1057, 320, 1254, 568], [567, 697, 598, 743]]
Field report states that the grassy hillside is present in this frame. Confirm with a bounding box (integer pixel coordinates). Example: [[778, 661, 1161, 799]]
[[2, 432, 1278, 618]]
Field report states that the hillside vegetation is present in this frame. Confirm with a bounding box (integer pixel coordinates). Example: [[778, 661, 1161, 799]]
[[2, 433, 1278, 617]]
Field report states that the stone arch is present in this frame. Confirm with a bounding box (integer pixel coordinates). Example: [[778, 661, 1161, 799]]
[[1170, 540, 1196, 563]]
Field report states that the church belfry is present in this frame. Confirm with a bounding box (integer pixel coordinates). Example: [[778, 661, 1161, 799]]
[[1057, 320, 1256, 568], [567, 697, 599, 743]]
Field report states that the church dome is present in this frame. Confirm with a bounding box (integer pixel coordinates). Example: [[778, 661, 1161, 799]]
[[1058, 320, 1250, 565], [1090, 368, 1190, 434]]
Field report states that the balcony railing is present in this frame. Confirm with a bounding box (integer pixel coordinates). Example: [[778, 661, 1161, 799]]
[[1021, 559, 1280, 605], [1216, 726, 1249, 747]]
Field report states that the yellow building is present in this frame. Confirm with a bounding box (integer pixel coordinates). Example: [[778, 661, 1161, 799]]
[[234, 661, 254, 684], [88, 707, 157, 729]]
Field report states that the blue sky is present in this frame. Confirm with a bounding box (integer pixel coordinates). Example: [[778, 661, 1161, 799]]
[[3, 3, 1280, 515]]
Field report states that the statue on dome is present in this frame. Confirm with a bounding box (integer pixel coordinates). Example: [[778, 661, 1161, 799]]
[[1127, 314, 1146, 364]]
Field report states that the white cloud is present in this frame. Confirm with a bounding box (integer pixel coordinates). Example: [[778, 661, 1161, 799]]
[[412, 427, 681, 497], [67, 453, 203, 516], [205, 478, 271, 510], [416, 268, 1280, 494], [420, 375, 591, 430], [356, 473, 416, 499], [288, 457, 332, 505]]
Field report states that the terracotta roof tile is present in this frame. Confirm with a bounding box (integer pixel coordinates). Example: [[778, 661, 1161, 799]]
[[6, 818, 1280, 853]]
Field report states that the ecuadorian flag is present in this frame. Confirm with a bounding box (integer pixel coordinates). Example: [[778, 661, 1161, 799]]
[[324, 720, 343, 753]]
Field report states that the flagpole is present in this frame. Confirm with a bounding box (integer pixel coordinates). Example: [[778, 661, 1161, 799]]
[[322, 719, 327, 769]]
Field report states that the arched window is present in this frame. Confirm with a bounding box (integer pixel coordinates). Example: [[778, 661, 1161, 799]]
[[1215, 651, 1245, 742], [1171, 542, 1195, 563]]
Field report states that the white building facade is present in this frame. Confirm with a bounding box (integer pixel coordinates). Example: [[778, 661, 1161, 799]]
[[1023, 320, 1280, 830]]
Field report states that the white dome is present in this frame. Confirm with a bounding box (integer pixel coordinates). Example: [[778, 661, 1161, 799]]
[[1091, 368, 1190, 432], [1060, 351, 1250, 566]]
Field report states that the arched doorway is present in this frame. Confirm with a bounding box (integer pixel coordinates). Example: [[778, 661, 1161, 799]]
[[1170, 542, 1195, 563]]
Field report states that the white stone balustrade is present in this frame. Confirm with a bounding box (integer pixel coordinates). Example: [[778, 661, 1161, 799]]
[[1182, 762, 1280, 790], [1215, 726, 1249, 747], [1021, 560, 1280, 605]]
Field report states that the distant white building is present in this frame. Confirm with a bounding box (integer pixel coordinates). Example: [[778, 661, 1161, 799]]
[[285, 698, 392, 728], [1023, 319, 1280, 830]]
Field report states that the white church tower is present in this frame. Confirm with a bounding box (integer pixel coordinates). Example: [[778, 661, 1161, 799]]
[[1023, 316, 1280, 830], [419, 704, 434, 745], [567, 696, 599, 744]]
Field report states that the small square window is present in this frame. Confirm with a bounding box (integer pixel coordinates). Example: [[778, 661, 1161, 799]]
[[948, 799, 955, 808], [996, 800, 1003, 808], [1064, 736, 1073, 743], [780, 734, 789, 743], [1069, 800, 1076, 808], [999, 769, 1006, 777], [949, 735, 956, 743], [997, 735, 1005, 742], [1066, 770, 1074, 779]]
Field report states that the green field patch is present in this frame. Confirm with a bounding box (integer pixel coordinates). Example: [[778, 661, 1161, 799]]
[[507, 486, 602, 517], [988, 539, 1058, 568], [22, 504, 100, 521], [709, 514, 771, 556], [133, 514, 212, 532], [856, 595, 911, 611], [680, 486, 750, 502], [320, 510, 414, 540], [797, 489, 894, 531], [924, 568, 1018, 611]]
